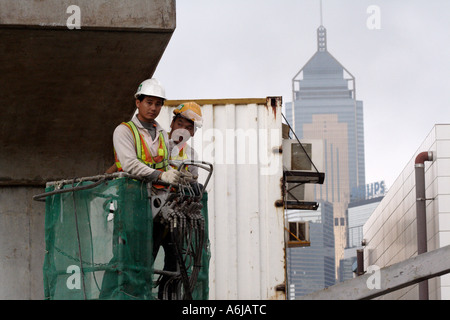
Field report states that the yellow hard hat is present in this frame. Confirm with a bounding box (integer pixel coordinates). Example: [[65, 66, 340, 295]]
[[173, 102, 203, 127]]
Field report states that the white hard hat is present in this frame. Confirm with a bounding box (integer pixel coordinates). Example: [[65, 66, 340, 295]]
[[134, 78, 166, 100]]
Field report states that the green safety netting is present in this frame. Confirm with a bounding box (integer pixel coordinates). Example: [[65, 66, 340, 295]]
[[37, 173, 210, 300]]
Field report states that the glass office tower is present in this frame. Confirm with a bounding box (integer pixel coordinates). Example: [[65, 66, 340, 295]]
[[285, 25, 366, 279], [286, 202, 335, 299]]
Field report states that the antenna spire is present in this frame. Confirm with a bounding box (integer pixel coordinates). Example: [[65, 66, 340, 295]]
[[317, 0, 327, 52], [320, 0, 323, 26]]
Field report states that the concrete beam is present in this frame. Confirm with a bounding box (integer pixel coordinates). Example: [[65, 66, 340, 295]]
[[0, 0, 176, 184], [0, 0, 175, 30], [297, 245, 450, 300]]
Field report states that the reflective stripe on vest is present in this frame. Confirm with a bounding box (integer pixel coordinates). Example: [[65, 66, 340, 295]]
[[115, 121, 169, 171], [170, 144, 189, 172]]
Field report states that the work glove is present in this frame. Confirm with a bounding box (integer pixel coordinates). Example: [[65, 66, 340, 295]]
[[159, 168, 181, 184], [180, 170, 198, 183]]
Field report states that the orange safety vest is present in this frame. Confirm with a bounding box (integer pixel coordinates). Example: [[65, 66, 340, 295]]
[[170, 143, 189, 172], [115, 121, 169, 172]]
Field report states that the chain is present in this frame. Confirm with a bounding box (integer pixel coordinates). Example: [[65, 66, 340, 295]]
[[54, 246, 111, 267]]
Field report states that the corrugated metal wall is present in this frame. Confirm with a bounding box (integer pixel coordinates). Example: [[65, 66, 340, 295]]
[[163, 97, 286, 299]]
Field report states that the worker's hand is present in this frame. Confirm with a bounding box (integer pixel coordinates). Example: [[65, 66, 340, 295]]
[[159, 169, 181, 184], [180, 170, 196, 182]]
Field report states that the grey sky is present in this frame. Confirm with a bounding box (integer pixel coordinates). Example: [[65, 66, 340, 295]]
[[154, 0, 450, 188]]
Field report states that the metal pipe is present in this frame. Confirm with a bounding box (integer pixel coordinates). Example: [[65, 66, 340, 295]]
[[415, 151, 433, 300], [356, 249, 364, 276]]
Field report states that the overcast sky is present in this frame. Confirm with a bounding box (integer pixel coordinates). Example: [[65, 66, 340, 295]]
[[154, 0, 450, 189]]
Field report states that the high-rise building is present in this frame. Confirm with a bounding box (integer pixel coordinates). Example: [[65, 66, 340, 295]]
[[285, 24, 366, 276], [286, 201, 335, 299], [339, 195, 384, 282]]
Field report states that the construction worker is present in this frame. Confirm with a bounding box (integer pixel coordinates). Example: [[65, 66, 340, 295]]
[[168, 101, 203, 180], [102, 78, 182, 299], [153, 102, 204, 300], [113, 78, 181, 185]]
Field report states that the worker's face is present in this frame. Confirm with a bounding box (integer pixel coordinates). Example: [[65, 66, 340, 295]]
[[136, 96, 164, 123], [170, 116, 195, 143]]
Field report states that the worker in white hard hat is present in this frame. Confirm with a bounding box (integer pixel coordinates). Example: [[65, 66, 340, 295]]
[[112, 78, 181, 185], [102, 79, 180, 299]]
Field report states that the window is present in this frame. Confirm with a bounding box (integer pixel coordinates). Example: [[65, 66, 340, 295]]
[[287, 221, 310, 248]]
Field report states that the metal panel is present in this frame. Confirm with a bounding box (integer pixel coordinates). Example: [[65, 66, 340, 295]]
[[163, 98, 285, 299]]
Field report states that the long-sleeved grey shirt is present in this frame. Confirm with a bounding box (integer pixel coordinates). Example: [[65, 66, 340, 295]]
[[113, 114, 169, 181]]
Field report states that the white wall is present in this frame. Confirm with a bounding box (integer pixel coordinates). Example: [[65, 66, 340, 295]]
[[363, 124, 450, 299], [163, 98, 286, 299]]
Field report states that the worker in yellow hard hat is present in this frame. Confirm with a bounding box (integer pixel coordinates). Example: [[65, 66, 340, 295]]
[[172, 101, 203, 130], [153, 102, 204, 300], [168, 102, 203, 179]]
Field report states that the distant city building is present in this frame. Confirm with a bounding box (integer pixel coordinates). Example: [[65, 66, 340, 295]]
[[348, 194, 385, 247], [339, 195, 384, 282], [351, 180, 386, 202], [286, 202, 335, 299], [285, 24, 366, 278]]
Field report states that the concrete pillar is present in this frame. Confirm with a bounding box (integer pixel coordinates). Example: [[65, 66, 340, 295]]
[[0, 0, 176, 299]]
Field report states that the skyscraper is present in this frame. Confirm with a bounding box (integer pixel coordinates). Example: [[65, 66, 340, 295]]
[[286, 202, 335, 298], [285, 24, 366, 276]]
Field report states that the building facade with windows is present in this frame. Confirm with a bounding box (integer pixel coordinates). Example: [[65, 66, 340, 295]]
[[339, 196, 384, 282], [286, 201, 335, 299], [285, 25, 366, 276]]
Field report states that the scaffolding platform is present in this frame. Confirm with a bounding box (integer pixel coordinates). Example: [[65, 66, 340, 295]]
[[34, 161, 212, 300]]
